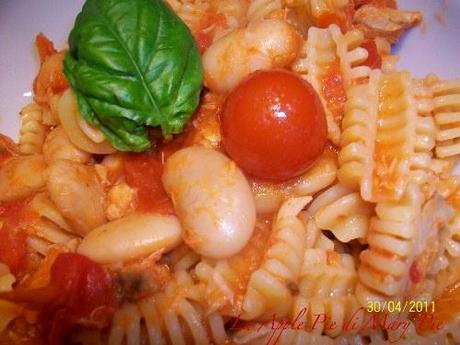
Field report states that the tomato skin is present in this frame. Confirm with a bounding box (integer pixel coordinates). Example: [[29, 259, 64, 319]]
[[0, 227, 27, 274], [48, 253, 117, 345], [222, 70, 327, 181], [360, 40, 382, 69], [35, 33, 57, 64], [0, 200, 28, 275], [124, 153, 174, 214]]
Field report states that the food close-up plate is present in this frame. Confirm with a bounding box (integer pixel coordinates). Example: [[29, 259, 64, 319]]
[[0, 0, 460, 344]]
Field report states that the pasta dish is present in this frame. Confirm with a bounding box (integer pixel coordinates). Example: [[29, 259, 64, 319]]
[[0, 0, 459, 344]]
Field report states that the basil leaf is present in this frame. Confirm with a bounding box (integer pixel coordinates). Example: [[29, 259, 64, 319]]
[[63, 0, 203, 152]]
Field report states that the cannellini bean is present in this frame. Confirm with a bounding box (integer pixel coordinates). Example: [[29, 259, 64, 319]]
[[202, 19, 302, 93], [78, 213, 182, 264], [46, 159, 106, 236], [162, 146, 256, 259], [43, 126, 91, 164], [0, 155, 46, 202]]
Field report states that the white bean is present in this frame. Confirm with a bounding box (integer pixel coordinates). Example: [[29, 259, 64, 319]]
[[78, 213, 182, 264], [202, 19, 302, 93], [43, 126, 91, 164], [162, 146, 256, 259], [0, 155, 46, 202], [46, 159, 106, 236]]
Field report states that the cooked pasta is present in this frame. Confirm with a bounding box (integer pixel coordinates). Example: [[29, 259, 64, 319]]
[[433, 79, 460, 158], [25, 193, 78, 255], [18, 102, 47, 155], [306, 183, 374, 242], [109, 270, 228, 345], [292, 24, 369, 145], [356, 183, 422, 306], [0, 1, 459, 344]]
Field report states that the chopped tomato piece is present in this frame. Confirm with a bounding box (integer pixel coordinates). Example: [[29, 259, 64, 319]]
[[35, 33, 57, 64], [195, 30, 214, 54], [321, 64, 347, 122], [409, 261, 423, 284], [124, 154, 174, 214], [33, 34, 68, 106], [0, 200, 28, 275], [50, 253, 116, 320], [361, 40, 382, 69], [316, 1, 354, 32], [0, 227, 27, 275]]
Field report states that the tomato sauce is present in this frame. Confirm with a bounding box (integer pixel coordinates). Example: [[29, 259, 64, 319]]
[[321, 62, 347, 123], [123, 153, 174, 214], [0, 200, 29, 275], [316, 0, 354, 32], [360, 40, 382, 69]]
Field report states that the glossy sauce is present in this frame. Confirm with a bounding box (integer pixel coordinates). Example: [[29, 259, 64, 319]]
[[123, 154, 174, 214], [321, 62, 347, 123]]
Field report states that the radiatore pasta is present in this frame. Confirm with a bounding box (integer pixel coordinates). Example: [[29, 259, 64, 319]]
[[0, 0, 460, 344]]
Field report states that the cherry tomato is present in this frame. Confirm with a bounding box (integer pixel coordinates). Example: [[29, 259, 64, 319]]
[[222, 70, 327, 181], [360, 40, 382, 69]]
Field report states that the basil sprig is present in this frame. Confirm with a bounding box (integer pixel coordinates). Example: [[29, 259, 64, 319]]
[[64, 0, 203, 151]]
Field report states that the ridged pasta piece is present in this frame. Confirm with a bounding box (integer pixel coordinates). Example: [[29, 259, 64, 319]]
[[241, 196, 311, 320], [432, 79, 460, 158], [411, 77, 437, 189], [0, 263, 22, 333], [356, 183, 422, 307], [305, 183, 374, 242], [339, 71, 419, 203], [231, 321, 336, 345], [292, 250, 361, 337], [429, 191, 460, 274], [251, 149, 337, 214], [194, 217, 272, 315], [163, 243, 201, 272], [292, 24, 369, 145], [25, 193, 78, 255], [18, 102, 47, 155], [109, 270, 228, 345]]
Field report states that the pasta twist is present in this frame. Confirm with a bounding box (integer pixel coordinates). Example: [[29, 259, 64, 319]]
[[339, 71, 419, 203], [25, 193, 78, 255], [432, 79, 460, 158], [305, 183, 374, 243], [231, 321, 336, 345], [292, 24, 369, 145], [18, 102, 47, 155], [109, 270, 228, 345], [241, 196, 311, 320], [356, 183, 422, 307]]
